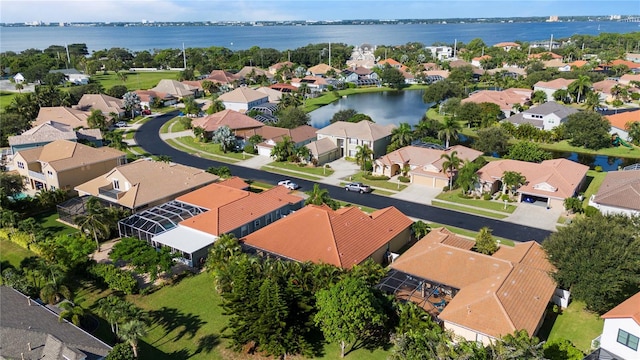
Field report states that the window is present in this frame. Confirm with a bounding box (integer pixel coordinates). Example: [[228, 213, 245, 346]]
[[349, 138, 358, 144], [113, 179, 120, 189], [254, 219, 261, 228], [17, 161, 24, 169], [47, 170, 53, 178], [241, 225, 248, 237], [617, 329, 639, 351], [50, 185, 56, 190]]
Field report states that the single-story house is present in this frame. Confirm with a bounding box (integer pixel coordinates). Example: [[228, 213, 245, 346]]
[[307, 63, 339, 77], [240, 125, 318, 157], [13, 73, 25, 83], [1, 286, 112, 360], [461, 88, 532, 118], [619, 74, 640, 86], [588, 169, 640, 217], [74, 158, 219, 212], [205, 70, 240, 87], [33, 107, 91, 129], [217, 87, 270, 113], [475, 158, 589, 208], [493, 42, 521, 52], [235, 66, 274, 83], [606, 110, 640, 141], [590, 292, 640, 360], [8, 121, 102, 154], [290, 76, 332, 92], [191, 109, 264, 139], [533, 78, 576, 102], [504, 101, 578, 131], [13, 140, 126, 194], [150, 79, 200, 99], [242, 204, 413, 268], [134, 89, 177, 108], [268, 61, 295, 76], [316, 120, 394, 159], [373, 145, 483, 188], [49, 68, 90, 85], [593, 79, 622, 103], [380, 227, 560, 345], [73, 93, 125, 118]]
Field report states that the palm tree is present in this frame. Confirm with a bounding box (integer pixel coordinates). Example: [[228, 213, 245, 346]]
[[15, 83, 23, 93], [437, 117, 462, 148], [626, 121, 640, 146], [354, 144, 373, 171], [119, 319, 147, 358], [569, 75, 592, 103], [391, 122, 414, 148], [116, 71, 128, 84], [73, 199, 111, 251], [87, 109, 107, 131], [584, 91, 602, 110], [440, 150, 461, 190], [411, 220, 431, 240], [40, 281, 72, 304], [305, 184, 335, 209], [156, 155, 172, 163], [58, 301, 85, 326], [502, 171, 526, 195]]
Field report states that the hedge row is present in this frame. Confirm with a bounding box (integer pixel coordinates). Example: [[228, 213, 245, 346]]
[[0, 227, 45, 257], [89, 263, 138, 295]]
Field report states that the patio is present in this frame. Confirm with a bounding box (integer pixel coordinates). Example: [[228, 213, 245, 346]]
[[118, 200, 207, 242]]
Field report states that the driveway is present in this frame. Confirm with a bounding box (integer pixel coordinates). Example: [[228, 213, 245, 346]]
[[391, 184, 441, 205], [506, 202, 562, 232]]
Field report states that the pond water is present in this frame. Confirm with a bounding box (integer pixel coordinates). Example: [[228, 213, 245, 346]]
[[309, 90, 431, 129], [309, 91, 639, 171]]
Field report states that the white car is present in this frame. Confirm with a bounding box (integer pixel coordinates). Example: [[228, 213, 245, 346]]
[[114, 121, 128, 128], [278, 180, 300, 190]]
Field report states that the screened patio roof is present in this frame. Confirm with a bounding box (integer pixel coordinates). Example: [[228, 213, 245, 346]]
[[153, 226, 218, 254], [118, 200, 207, 238]]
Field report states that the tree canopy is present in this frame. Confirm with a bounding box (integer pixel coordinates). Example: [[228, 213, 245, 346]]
[[565, 111, 611, 150]]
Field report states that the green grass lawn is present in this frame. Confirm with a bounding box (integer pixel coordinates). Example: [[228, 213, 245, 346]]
[[92, 71, 182, 91], [431, 200, 509, 219], [545, 300, 604, 353], [0, 237, 36, 268], [261, 166, 323, 181], [172, 137, 250, 162], [537, 140, 640, 159], [581, 170, 607, 208], [160, 118, 188, 134], [435, 188, 517, 214], [35, 211, 78, 236], [347, 172, 408, 192], [266, 161, 335, 177], [0, 91, 18, 111]]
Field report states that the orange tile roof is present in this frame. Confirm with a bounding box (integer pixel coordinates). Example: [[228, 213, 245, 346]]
[[242, 205, 413, 268], [534, 78, 576, 90], [217, 176, 250, 190], [494, 42, 520, 48], [376, 145, 482, 179], [390, 228, 556, 340], [528, 52, 562, 60], [461, 88, 531, 111], [601, 292, 640, 325], [606, 109, 640, 130], [191, 109, 264, 132], [179, 185, 303, 236]]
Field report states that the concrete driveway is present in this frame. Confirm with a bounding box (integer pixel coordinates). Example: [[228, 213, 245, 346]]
[[506, 202, 562, 232], [391, 183, 442, 205]]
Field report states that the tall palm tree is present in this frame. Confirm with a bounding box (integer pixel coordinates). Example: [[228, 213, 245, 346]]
[[58, 301, 85, 326], [437, 117, 462, 148], [119, 319, 147, 358], [440, 150, 461, 190], [569, 75, 592, 103], [583, 91, 602, 110], [305, 184, 334, 208], [354, 144, 373, 171], [73, 199, 111, 251], [391, 122, 414, 148]]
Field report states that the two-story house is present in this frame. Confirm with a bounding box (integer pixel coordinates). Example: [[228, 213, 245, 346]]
[[504, 101, 578, 131], [12, 140, 126, 194], [73, 94, 125, 118], [590, 292, 640, 360], [314, 120, 394, 159]]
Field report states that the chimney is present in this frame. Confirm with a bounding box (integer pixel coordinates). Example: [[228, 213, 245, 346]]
[[21, 353, 25, 360], [28, 342, 32, 351], [27, 296, 31, 306]]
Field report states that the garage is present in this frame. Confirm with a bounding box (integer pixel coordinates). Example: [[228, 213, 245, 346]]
[[520, 193, 549, 207]]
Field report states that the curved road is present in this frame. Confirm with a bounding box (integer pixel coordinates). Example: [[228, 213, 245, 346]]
[[135, 111, 552, 243]]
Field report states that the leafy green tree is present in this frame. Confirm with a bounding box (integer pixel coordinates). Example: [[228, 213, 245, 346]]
[[110, 237, 173, 281], [104, 131, 128, 151], [568, 75, 592, 103], [543, 338, 584, 360], [474, 126, 511, 155], [378, 64, 406, 89], [354, 144, 373, 171], [543, 213, 640, 314], [583, 91, 602, 110], [305, 184, 339, 210], [474, 227, 498, 255], [625, 121, 640, 146], [0, 171, 26, 201], [74, 198, 113, 251], [106, 85, 128, 99], [205, 233, 242, 293], [440, 150, 461, 190], [391, 123, 414, 149], [87, 109, 108, 131], [563, 197, 583, 214], [423, 79, 464, 103], [106, 343, 136, 360], [40, 281, 72, 305], [276, 106, 310, 129], [205, 166, 232, 179], [315, 276, 388, 358], [491, 330, 546, 359], [531, 90, 547, 104], [411, 220, 431, 240], [455, 160, 480, 194], [502, 171, 526, 195], [565, 111, 611, 150], [211, 125, 237, 153], [58, 301, 85, 326], [506, 141, 552, 163], [119, 319, 147, 358], [270, 136, 296, 162], [437, 117, 462, 148]]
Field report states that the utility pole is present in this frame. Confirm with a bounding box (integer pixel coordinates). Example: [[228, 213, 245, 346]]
[[182, 42, 187, 69]]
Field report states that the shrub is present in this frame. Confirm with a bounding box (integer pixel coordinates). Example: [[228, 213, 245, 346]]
[[364, 160, 373, 172], [363, 173, 390, 181], [89, 263, 137, 294], [594, 165, 603, 172], [243, 144, 256, 154], [501, 194, 510, 202], [442, 185, 450, 191], [457, 193, 471, 199], [483, 193, 492, 201], [398, 176, 410, 183], [584, 206, 599, 217]]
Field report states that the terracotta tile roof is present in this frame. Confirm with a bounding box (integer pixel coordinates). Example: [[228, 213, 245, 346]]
[[591, 170, 640, 211], [477, 159, 588, 200], [593, 79, 620, 95], [379, 58, 402, 67], [191, 109, 264, 132], [268, 61, 294, 73], [236, 66, 273, 79], [218, 87, 268, 103], [528, 52, 562, 60], [241, 125, 317, 144], [317, 120, 394, 141], [176, 182, 249, 209], [74, 94, 123, 114], [472, 55, 492, 62], [391, 228, 556, 339], [75, 159, 218, 209], [601, 291, 640, 325], [206, 70, 239, 84], [15, 140, 124, 172], [424, 70, 450, 78], [308, 63, 338, 75], [606, 109, 640, 130], [34, 107, 90, 129], [542, 59, 568, 68], [217, 176, 250, 190], [618, 74, 640, 85], [534, 78, 576, 90], [242, 205, 412, 268], [494, 42, 520, 48], [150, 79, 198, 97], [461, 88, 531, 111], [181, 80, 204, 90], [568, 60, 589, 68], [180, 185, 303, 235], [134, 90, 175, 103], [607, 59, 640, 69], [376, 145, 482, 178]]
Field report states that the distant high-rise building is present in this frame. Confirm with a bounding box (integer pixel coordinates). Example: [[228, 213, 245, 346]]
[[546, 15, 559, 22]]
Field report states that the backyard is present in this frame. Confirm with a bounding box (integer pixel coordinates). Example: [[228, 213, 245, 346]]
[[542, 300, 604, 354]]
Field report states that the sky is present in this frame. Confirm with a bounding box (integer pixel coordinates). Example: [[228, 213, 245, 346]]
[[1, 0, 638, 23]]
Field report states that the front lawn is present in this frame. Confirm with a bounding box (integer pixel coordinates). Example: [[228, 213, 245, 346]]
[[172, 136, 251, 162], [436, 188, 517, 214], [347, 172, 408, 192], [160, 118, 188, 134], [0, 91, 18, 111], [266, 161, 335, 177], [430, 201, 509, 220], [545, 300, 604, 353]]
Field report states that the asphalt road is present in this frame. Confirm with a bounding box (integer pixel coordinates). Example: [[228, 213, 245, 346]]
[[135, 111, 553, 243]]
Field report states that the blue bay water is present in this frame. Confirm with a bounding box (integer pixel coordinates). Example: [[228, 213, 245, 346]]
[[1, 21, 638, 53]]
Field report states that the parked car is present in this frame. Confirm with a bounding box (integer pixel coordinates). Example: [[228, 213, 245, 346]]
[[344, 182, 372, 193], [142, 109, 152, 115], [114, 121, 128, 128], [278, 180, 300, 190]]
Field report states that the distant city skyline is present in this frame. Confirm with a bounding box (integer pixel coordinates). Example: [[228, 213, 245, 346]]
[[1, 0, 638, 24]]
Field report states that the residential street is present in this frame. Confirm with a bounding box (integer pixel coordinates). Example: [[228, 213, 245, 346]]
[[134, 111, 553, 243]]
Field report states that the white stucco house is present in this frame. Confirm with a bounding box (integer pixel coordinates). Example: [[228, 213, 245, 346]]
[[504, 101, 578, 131], [590, 292, 640, 360]]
